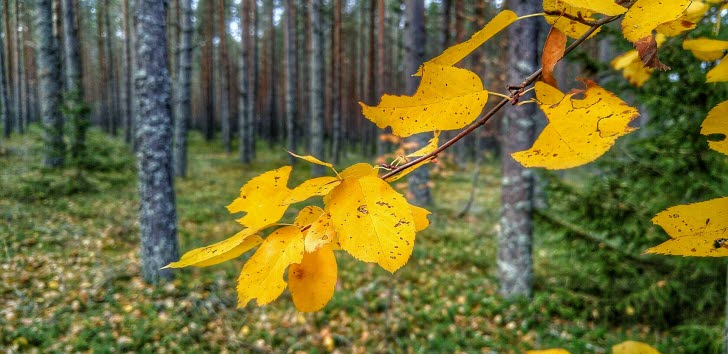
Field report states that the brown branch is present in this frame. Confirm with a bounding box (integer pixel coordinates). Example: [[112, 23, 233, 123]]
[[381, 13, 623, 181]]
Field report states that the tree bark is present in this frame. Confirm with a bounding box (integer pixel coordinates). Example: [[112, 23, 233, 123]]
[[0, 0, 9, 140], [174, 0, 192, 177], [96, 0, 109, 132], [14, 0, 24, 134], [134, 0, 179, 284], [238, 0, 252, 164], [35, 0, 65, 168], [308, 0, 324, 176], [218, 0, 231, 153], [330, 0, 341, 164], [123, 0, 133, 144], [61, 0, 89, 165], [404, 0, 431, 206], [3, 0, 13, 137], [201, 0, 215, 141], [267, 0, 278, 144], [375, 0, 386, 157], [285, 0, 297, 163], [498, 0, 539, 299], [441, 0, 452, 50], [250, 0, 258, 157], [105, 0, 119, 136]]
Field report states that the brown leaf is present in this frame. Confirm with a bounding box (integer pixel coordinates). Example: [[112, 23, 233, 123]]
[[635, 35, 670, 71], [542, 27, 567, 88]]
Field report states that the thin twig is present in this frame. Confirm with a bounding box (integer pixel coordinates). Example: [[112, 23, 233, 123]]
[[381, 13, 624, 181]]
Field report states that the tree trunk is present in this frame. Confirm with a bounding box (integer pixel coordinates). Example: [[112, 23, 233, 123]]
[[375, 0, 386, 156], [123, 0, 133, 144], [267, 0, 278, 144], [134, 0, 179, 284], [218, 0, 231, 153], [330, 0, 341, 164], [35, 0, 65, 168], [3, 0, 13, 137], [238, 0, 252, 164], [174, 0, 192, 177], [14, 0, 24, 134], [250, 0, 258, 157], [201, 0, 215, 141], [300, 0, 311, 148], [105, 0, 119, 136], [61, 0, 89, 165], [498, 0, 539, 299], [441, 0, 452, 50], [285, 0, 297, 163], [308, 0, 324, 176], [0, 0, 9, 140], [404, 0, 430, 206], [96, 0, 109, 132]]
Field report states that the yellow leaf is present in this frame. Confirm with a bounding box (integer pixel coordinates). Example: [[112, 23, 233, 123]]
[[526, 350, 570, 354], [418, 10, 517, 73], [237, 226, 304, 307], [294, 206, 324, 228], [326, 175, 417, 273], [361, 62, 488, 137], [683, 38, 728, 61], [561, 0, 626, 15], [612, 340, 661, 354], [543, 0, 601, 39], [227, 166, 293, 228], [410, 204, 431, 232], [707, 55, 728, 83], [701, 100, 728, 155], [621, 0, 690, 43], [611, 50, 654, 87], [384, 157, 435, 183], [304, 212, 338, 253], [287, 151, 334, 169], [340, 163, 378, 179], [165, 228, 263, 268], [655, 1, 709, 36], [512, 81, 639, 169], [285, 176, 341, 204], [289, 244, 338, 312], [645, 197, 728, 257], [406, 131, 440, 158]]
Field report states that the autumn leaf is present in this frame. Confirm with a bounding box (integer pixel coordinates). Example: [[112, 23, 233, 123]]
[[339, 163, 378, 179], [701, 100, 728, 155], [285, 176, 341, 204], [612, 340, 661, 354], [227, 166, 293, 228], [541, 26, 567, 88], [406, 131, 440, 158], [644, 197, 728, 257], [164, 228, 263, 268], [289, 244, 338, 312], [325, 175, 416, 273], [611, 35, 666, 86], [417, 10, 517, 73], [360, 62, 488, 137], [512, 80, 639, 169], [683, 38, 728, 61], [410, 204, 431, 232], [237, 226, 304, 307], [287, 151, 337, 174], [526, 349, 570, 354], [621, 0, 690, 43], [543, 0, 601, 39], [294, 206, 324, 228], [304, 212, 339, 253], [655, 0, 709, 36], [384, 132, 441, 183], [635, 35, 670, 70], [707, 55, 728, 83]]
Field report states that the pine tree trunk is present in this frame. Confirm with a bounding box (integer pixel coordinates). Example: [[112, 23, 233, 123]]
[[3, 0, 13, 137], [218, 0, 231, 153], [174, 0, 192, 177], [96, 0, 109, 132], [441, 0, 452, 50], [14, 0, 24, 134], [267, 0, 278, 144], [0, 0, 9, 140], [249, 0, 258, 157], [61, 0, 89, 165], [238, 0, 252, 164], [122, 0, 133, 144], [330, 0, 341, 164], [300, 0, 311, 148], [404, 0, 430, 206], [201, 0, 215, 141], [134, 0, 179, 284], [308, 0, 324, 176], [375, 0, 386, 157], [498, 0, 539, 299], [105, 0, 119, 136], [35, 0, 65, 168], [285, 0, 297, 163]]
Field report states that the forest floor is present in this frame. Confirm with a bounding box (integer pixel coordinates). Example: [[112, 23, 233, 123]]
[[0, 127, 715, 353]]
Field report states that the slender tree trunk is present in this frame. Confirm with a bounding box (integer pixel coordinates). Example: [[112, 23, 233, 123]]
[[267, 0, 277, 144], [308, 0, 324, 176], [238, 0, 252, 164], [404, 0, 430, 205], [218, 0, 231, 153], [3, 0, 13, 136], [97, 0, 109, 132], [375, 0, 386, 156], [174, 0, 191, 177], [201, 0, 215, 141], [123, 0, 133, 144], [301, 0, 311, 149], [250, 0, 258, 157], [104, 0, 119, 136], [24, 3, 38, 125], [441, 0, 452, 50], [14, 0, 24, 134], [62, 0, 89, 165], [134, 0, 179, 284], [35, 0, 65, 168], [498, 0, 539, 299], [330, 0, 341, 164], [0, 0, 9, 140], [285, 0, 297, 163]]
